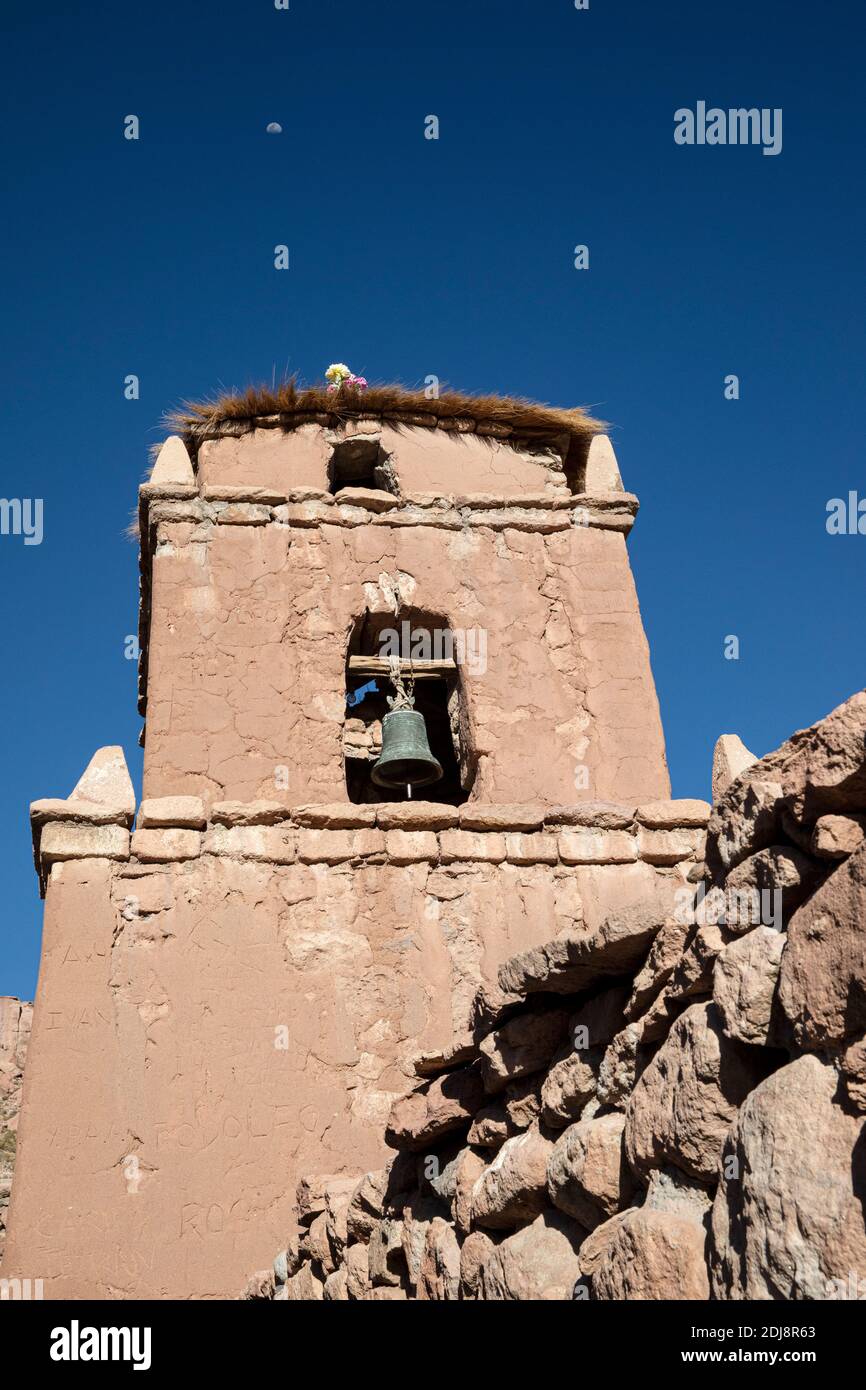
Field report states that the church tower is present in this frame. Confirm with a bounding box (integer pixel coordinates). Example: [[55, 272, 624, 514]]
[[3, 387, 673, 1297]]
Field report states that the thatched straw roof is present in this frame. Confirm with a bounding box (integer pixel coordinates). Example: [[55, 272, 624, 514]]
[[169, 380, 605, 455]]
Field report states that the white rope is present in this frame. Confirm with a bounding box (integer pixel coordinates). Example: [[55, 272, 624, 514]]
[[386, 655, 415, 711]]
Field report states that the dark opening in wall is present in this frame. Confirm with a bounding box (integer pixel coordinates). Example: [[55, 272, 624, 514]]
[[561, 433, 591, 495], [328, 436, 398, 496], [343, 609, 475, 805]]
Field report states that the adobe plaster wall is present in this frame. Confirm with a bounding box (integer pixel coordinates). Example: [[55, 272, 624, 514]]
[[3, 807, 697, 1299], [196, 424, 565, 498], [141, 425, 669, 810]]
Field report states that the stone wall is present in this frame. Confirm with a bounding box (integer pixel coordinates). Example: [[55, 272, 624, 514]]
[[248, 692, 866, 1301], [0, 996, 32, 1263]]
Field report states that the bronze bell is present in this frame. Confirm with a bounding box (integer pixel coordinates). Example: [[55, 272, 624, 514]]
[[371, 709, 443, 791]]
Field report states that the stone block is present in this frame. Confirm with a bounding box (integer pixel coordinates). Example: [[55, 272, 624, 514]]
[[779, 839, 866, 1049], [451, 1146, 487, 1236], [625, 1002, 771, 1185], [384, 831, 439, 864], [479, 1010, 570, 1094], [710, 1054, 866, 1299], [583, 434, 623, 492], [725, 844, 820, 930], [345, 1243, 370, 1299], [545, 802, 635, 829], [712, 734, 757, 801], [297, 1173, 358, 1223], [499, 902, 664, 997], [624, 918, 690, 1021], [470, 1124, 554, 1230], [347, 1170, 389, 1244], [137, 797, 206, 830], [592, 1208, 710, 1301], [69, 745, 136, 819], [459, 1231, 498, 1299], [547, 1112, 635, 1228], [418, 1218, 461, 1300], [30, 798, 128, 827], [148, 436, 195, 488], [811, 813, 866, 859], [293, 803, 376, 829], [635, 799, 711, 829], [202, 485, 287, 504], [468, 508, 569, 533], [459, 805, 544, 832], [333, 487, 398, 512], [210, 801, 288, 827], [637, 826, 704, 865], [439, 830, 506, 863], [713, 926, 786, 1047], [377, 803, 459, 831], [203, 825, 296, 863], [707, 779, 784, 873], [504, 833, 559, 865], [296, 829, 357, 863], [386, 1067, 485, 1151], [214, 502, 270, 525], [353, 829, 387, 858], [40, 823, 129, 864], [558, 829, 637, 865], [132, 829, 201, 863], [477, 1211, 583, 1301], [541, 1048, 603, 1128]]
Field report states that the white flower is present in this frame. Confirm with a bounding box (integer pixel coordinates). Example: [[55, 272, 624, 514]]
[[325, 362, 351, 383]]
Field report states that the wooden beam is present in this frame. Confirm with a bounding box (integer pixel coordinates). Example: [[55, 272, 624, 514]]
[[348, 656, 457, 680]]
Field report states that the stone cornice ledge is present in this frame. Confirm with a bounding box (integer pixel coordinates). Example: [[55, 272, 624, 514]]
[[31, 797, 709, 893], [137, 485, 639, 535]]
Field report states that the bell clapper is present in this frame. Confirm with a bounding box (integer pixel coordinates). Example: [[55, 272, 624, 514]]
[[407, 783, 413, 800]]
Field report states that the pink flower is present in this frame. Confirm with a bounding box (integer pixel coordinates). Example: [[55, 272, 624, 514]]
[[324, 371, 368, 394]]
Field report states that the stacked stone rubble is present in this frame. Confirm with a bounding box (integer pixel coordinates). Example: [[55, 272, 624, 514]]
[[0, 997, 32, 1262], [245, 691, 866, 1300]]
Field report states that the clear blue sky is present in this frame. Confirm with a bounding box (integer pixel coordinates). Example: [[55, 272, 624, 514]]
[[1, 0, 864, 998]]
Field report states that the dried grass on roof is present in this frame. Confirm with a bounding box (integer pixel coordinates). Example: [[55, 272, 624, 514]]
[[169, 379, 605, 448]]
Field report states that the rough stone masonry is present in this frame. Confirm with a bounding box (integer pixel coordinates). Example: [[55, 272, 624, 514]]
[[243, 692, 866, 1300], [0, 996, 31, 1263], [3, 389, 865, 1300]]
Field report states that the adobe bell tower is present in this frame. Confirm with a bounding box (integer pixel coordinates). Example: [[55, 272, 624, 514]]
[[139, 397, 667, 809], [3, 386, 673, 1297]]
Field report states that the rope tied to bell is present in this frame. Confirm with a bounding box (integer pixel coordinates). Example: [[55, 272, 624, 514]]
[[386, 654, 416, 711]]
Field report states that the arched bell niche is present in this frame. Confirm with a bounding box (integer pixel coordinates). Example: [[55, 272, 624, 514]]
[[343, 608, 476, 805]]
